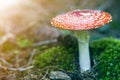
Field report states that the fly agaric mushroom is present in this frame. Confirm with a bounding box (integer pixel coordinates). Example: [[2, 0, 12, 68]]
[[51, 9, 112, 73]]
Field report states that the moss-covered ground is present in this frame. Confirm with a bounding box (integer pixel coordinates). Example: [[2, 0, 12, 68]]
[[32, 37, 120, 80]]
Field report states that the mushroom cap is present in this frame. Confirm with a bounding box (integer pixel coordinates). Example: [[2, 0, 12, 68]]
[[51, 9, 112, 30]]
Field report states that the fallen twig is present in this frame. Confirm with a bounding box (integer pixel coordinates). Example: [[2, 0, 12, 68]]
[[0, 65, 33, 71], [32, 39, 57, 47], [27, 49, 36, 66], [0, 33, 15, 45], [41, 69, 49, 80], [0, 54, 13, 67]]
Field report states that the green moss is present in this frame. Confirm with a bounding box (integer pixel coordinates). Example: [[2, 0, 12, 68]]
[[34, 37, 120, 79], [34, 46, 78, 72], [90, 38, 120, 80], [17, 38, 32, 48]]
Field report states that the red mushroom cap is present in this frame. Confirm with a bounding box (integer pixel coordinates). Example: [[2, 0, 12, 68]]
[[51, 9, 112, 30]]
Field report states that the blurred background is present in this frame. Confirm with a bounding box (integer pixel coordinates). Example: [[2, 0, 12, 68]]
[[0, 0, 119, 79]]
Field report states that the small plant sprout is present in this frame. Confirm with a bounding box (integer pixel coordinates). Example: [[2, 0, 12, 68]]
[[51, 9, 112, 73]]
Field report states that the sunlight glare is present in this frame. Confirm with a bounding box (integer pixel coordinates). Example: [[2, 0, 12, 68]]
[[0, 0, 20, 10]]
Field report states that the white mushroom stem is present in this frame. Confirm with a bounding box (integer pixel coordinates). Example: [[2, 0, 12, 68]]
[[73, 30, 91, 73]]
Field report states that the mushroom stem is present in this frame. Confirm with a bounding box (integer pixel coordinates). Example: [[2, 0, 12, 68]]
[[73, 30, 91, 73]]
